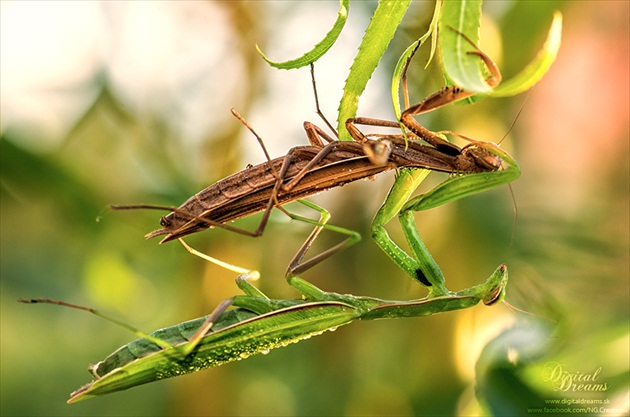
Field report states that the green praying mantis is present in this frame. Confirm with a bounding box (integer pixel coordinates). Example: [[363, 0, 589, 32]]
[[24, 265, 507, 402], [21, 5, 562, 403]]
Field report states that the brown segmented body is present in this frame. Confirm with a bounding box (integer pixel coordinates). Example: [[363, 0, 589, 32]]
[[149, 136, 500, 242]]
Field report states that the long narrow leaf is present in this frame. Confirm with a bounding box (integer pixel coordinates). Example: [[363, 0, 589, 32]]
[[337, 0, 411, 140], [65, 266, 508, 402], [69, 302, 360, 402], [390, 0, 441, 119], [490, 12, 562, 97], [439, 0, 490, 93], [256, 0, 350, 69]]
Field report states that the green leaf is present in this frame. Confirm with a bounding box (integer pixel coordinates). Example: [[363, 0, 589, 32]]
[[390, 0, 441, 119], [489, 11, 563, 97], [438, 3, 562, 100], [256, 0, 350, 69], [66, 267, 508, 401], [69, 302, 360, 402], [337, 0, 411, 140], [439, 0, 490, 93]]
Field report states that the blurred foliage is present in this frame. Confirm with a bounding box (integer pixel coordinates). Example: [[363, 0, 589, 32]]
[[1, 1, 628, 416]]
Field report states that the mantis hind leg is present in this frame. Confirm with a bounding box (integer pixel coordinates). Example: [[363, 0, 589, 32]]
[[179, 196, 360, 300], [283, 199, 361, 300]]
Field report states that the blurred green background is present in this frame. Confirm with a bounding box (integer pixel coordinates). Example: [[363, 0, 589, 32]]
[[1, 1, 628, 416]]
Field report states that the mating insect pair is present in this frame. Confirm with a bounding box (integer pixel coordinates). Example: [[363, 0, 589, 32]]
[[24, 29, 520, 402], [113, 32, 517, 293]]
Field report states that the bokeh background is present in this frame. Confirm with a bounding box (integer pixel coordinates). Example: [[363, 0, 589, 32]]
[[1, 1, 628, 416]]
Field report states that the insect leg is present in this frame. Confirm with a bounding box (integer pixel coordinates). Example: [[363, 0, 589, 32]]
[[392, 147, 519, 293], [399, 29, 502, 154], [177, 238, 260, 279], [370, 168, 449, 297], [286, 200, 361, 275]]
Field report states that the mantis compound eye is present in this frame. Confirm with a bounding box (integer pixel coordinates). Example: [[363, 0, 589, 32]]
[[159, 215, 171, 228]]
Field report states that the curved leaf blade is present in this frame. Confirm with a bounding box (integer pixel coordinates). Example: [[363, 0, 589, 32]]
[[390, 0, 441, 119], [68, 302, 359, 403], [256, 0, 350, 69], [439, 0, 491, 93], [489, 11, 563, 97]]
